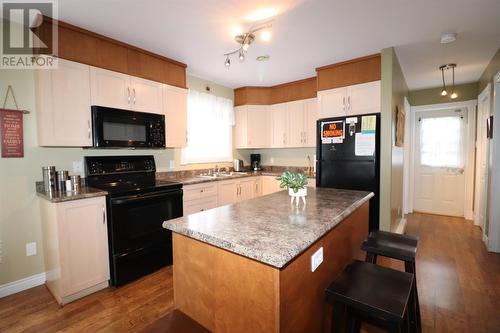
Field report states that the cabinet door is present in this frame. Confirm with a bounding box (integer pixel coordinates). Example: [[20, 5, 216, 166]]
[[233, 106, 248, 149], [304, 98, 318, 147], [253, 177, 263, 197], [130, 76, 163, 114], [347, 81, 381, 115], [247, 105, 271, 148], [262, 176, 281, 195], [90, 67, 131, 109], [218, 180, 238, 206], [238, 178, 256, 202], [57, 197, 109, 296], [286, 100, 305, 148], [36, 59, 92, 146], [271, 103, 288, 148], [183, 197, 218, 215], [164, 85, 187, 147], [317, 87, 347, 119]]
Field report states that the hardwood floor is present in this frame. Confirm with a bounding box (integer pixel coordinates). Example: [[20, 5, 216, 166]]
[[1, 213, 499, 333]]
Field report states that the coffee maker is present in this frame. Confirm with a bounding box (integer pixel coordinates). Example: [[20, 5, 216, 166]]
[[250, 154, 262, 171]]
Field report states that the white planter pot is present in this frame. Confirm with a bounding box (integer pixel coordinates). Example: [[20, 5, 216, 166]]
[[289, 187, 307, 206]]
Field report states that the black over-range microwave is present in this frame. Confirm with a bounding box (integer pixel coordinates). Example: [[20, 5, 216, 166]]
[[91, 106, 165, 149]]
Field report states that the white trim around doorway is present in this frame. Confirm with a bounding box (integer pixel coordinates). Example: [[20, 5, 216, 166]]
[[409, 100, 477, 220]]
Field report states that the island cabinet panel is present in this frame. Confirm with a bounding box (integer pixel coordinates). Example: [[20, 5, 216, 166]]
[[172, 201, 369, 333], [279, 202, 369, 333], [173, 233, 280, 333]]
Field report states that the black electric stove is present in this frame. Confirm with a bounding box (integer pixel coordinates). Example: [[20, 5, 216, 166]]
[[85, 155, 183, 286]]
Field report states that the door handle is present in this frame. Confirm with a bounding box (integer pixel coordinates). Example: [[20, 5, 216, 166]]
[[127, 87, 131, 104]]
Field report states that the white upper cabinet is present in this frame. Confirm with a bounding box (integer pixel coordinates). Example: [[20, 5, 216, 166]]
[[271, 103, 288, 148], [318, 80, 380, 118], [347, 81, 381, 115], [287, 100, 305, 148], [90, 67, 163, 114], [129, 76, 163, 114], [163, 85, 187, 148], [247, 105, 271, 148], [90, 67, 131, 110], [304, 98, 318, 147], [318, 87, 347, 119], [36, 58, 92, 147], [233, 105, 271, 149]]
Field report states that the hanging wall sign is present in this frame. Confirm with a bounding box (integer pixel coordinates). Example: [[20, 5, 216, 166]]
[[1, 109, 24, 158]]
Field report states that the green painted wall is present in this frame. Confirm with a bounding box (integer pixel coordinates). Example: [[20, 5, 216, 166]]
[[409, 82, 478, 106], [380, 47, 409, 232], [0, 68, 236, 286]]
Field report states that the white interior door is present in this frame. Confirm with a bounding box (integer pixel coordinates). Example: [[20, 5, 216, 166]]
[[474, 89, 491, 230], [414, 110, 466, 217]]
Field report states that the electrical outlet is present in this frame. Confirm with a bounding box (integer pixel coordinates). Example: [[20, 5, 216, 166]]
[[72, 160, 83, 174], [311, 247, 323, 272], [26, 242, 37, 256]]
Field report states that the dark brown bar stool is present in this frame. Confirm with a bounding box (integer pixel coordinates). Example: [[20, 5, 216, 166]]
[[326, 260, 416, 333], [362, 231, 421, 333]]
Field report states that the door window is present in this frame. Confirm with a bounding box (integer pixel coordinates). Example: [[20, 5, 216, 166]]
[[419, 116, 464, 168]]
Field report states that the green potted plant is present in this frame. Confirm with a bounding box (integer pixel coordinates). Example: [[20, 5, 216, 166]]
[[276, 171, 308, 205]]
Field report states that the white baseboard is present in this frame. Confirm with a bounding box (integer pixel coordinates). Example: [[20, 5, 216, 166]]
[[394, 218, 407, 234], [465, 209, 474, 221], [0, 272, 46, 298]]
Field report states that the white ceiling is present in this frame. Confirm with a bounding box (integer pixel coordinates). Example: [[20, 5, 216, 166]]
[[57, 0, 500, 90]]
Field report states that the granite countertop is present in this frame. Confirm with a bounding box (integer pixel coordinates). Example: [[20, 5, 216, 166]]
[[160, 171, 316, 186], [36, 182, 107, 203], [163, 188, 374, 268]]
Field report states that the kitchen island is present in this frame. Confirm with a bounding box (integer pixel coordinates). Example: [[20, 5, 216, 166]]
[[163, 188, 373, 333]]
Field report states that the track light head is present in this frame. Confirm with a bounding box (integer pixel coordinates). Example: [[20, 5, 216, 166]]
[[224, 56, 230, 67]]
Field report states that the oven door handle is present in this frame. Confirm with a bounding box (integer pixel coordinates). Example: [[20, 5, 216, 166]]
[[112, 190, 180, 205]]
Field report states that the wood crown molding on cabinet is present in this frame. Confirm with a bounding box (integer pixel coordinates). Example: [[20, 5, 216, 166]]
[[234, 77, 317, 106], [32, 16, 187, 88], [316, 53, 381, 91]]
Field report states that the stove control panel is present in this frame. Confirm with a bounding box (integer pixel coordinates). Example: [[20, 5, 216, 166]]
[[85, 156, 156, 176]]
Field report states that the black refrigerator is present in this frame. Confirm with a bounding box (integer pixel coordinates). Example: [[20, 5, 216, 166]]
[[316, 113, 380, 231]]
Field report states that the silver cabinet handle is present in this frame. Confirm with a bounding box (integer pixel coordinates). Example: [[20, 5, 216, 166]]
[[347, 96, 350, 110], [127, 87, 131, 104], [102, 206, 106, 224], [133, 88, 136, 104], [342, 96, 345, 111], [185, 130, 188, 145], [87, 120, 91, 139]]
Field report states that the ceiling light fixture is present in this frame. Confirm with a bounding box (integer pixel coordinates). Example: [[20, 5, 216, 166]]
[[439, 63, 458, 99], [440, 33, 457, 44], [223, 21, 272, 68]]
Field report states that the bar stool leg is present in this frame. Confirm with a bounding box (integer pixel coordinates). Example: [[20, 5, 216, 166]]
[[331, 302, 345, 333], [405, 261, 422, 333], [365, 252, 378, 264]]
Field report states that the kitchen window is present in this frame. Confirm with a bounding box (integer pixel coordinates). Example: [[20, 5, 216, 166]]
[[181, 90, 234, 164]]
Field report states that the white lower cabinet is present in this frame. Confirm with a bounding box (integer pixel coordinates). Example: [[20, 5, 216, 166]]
[[40, 196, 110, 305], [182, 183, 218, 215], [182, 177, 267, 216], [262, 176, 283, 196]]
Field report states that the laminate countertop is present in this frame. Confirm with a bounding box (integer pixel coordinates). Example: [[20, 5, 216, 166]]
[[163, 188, 373, 268], [35, 182, 107, 203]]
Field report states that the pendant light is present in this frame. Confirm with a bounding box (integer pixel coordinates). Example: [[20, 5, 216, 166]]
[[450, 65, 457, 99], [440, 65, 447, 96], [438, 64, 458, 99]]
